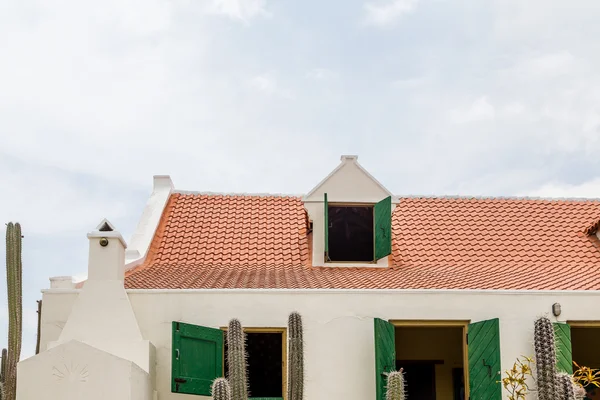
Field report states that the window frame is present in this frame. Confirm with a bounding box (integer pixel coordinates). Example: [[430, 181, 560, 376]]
[[220, 326, 288, 400]]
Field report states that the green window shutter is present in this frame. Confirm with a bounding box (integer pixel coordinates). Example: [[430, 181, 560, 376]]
[[468, 318, 502, 400], [374, 318, 396, 400], [554, 322, 573, 374], [324, 193, 329, 259], [374, 196, 392, 260], [172, 321, 224, 396]]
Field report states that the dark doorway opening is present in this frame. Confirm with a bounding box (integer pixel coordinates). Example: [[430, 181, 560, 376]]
[[396, 360, 437, 400], [328, 205, 374, 261], [225, 332, 283, 398]]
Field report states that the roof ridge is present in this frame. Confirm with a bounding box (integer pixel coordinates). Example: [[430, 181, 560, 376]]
[[174, 190, 600, 202], [398, 194, 600, 202], [173, 190, 303, 198]]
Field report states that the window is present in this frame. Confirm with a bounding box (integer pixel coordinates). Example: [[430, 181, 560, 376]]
[[224, 329, 285, 399], [324, 194, 392, 262], [172, 323, 286, 399]]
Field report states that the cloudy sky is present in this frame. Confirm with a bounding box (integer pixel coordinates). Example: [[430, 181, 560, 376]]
[[2, 0, 600, 358]]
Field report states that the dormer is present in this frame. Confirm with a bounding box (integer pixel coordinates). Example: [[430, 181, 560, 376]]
[[303, 155, 398, 267]]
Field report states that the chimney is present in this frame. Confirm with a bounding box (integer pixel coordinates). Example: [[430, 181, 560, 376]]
[[86, 219, 127, 281]]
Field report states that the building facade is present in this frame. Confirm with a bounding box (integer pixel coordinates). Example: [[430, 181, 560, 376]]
[[17, 155, 600, 400]]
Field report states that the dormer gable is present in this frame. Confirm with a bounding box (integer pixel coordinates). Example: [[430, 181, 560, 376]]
[[303, 155, 398, 268]]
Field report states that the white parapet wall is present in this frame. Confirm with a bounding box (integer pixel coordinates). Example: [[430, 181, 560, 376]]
[[18, 221, 156, 400], [17, 340, 152, 400]]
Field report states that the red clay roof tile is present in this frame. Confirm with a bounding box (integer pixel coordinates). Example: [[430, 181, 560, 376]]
[[123, 193, 600, 290]]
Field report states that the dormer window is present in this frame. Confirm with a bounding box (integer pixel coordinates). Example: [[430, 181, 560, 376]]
[[324, 193, 392, 263]]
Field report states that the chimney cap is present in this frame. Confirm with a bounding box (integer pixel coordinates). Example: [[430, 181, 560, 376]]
[[88, 219, 127, 248], [340, 155, 358, 162]]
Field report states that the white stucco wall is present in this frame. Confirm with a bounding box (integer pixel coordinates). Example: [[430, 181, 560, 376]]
[[17, 340, 152, 400], [38, 288, 600, 400]]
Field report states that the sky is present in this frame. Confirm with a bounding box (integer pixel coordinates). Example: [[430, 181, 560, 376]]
[[2, 0, 600, 359]]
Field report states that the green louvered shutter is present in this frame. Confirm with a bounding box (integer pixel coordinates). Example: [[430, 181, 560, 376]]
[[324, 192, 329, 260], [374, 318, 396, 400], [374, 196, 392, 260], [554, 322, 573, 374], [468, 318, 502, 400], [172, 321, 224, 396]]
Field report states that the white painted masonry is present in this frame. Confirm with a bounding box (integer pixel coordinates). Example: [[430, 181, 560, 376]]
[[38, 288, 600, 400], [18, 222, 156, 400]]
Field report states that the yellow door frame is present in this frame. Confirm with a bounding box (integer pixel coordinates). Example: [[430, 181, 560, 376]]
[[220, 326, 288, 400], [567, 320, 600, 328], [390, 320, 471, 400]]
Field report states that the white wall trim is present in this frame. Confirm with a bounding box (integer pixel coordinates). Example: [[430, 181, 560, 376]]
[[42, 288, 600, 296], [124, 175, 174, 270]]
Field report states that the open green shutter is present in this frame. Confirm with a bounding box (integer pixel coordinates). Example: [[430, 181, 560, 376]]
[[468, 318, 502, 400], [172, 321, 224, 396], [324, 193, 329, 260], [374, 196, 392, 260], [554, 322, 573, 374], [374, 318, 396, 400]]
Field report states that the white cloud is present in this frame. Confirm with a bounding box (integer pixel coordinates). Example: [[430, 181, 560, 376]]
[[521, 178, 600, 198], [306, 68, 339, 81], [364, 0, 419, 27], [206, 0, 269, 22], [248, 73, 293, 98], [448, 96, 496, 124]]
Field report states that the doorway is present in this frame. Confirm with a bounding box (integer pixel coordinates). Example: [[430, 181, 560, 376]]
[[570, 322, 600, 370], [392, 321, 468, 400]]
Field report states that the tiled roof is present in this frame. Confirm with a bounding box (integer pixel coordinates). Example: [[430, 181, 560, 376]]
[[124, 193, 600, 290]]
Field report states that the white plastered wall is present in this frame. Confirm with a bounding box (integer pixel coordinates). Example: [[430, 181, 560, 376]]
[[303, 155, 398, 267], [39, 289, 600, 400]]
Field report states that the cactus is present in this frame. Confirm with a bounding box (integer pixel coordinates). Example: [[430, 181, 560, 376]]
[[534, 316, 559, 400], [0, 348, 6, 385], [4, 223, 22, 400], [557, 372, 578, 400], [211, 377, 231, 400], [287, 312, 304, 400], [385, 369, 406, 400], [227, 319, 248, 400]]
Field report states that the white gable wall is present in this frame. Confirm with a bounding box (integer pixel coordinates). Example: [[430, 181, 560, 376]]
[[39, 288, 600, 400]]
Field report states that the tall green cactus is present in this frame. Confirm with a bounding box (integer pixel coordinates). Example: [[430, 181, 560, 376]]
[[212, 377, 232, 400], [385, 370, 406, 400], [5, 223, 22, 400], [287, 312, 304, 400], [227, 319, 248, 400], [534, 316, 559, 400]]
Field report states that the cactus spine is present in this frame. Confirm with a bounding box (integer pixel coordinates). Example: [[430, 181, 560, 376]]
[[5, 223, 22, 400], [227, 319, 248, 400], [385, 370, 406, 400], [212, 378, 232, 400], [287, 312, 304, 400]]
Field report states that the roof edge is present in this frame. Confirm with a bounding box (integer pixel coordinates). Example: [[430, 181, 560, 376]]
[[42, 288, 600, 295]]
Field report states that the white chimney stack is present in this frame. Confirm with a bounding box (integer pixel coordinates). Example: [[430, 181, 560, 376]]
[[86, 219, 127, 281]]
